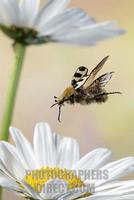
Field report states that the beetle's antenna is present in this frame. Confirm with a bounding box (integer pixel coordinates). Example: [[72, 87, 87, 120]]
[[50, 102, 59, 108]]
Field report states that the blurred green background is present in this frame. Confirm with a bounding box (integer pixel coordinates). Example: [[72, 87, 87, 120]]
[[0, 0, 134, 199]]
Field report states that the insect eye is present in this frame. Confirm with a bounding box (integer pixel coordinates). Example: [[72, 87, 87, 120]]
[[55, 100, 58, 102], [54, 96, 57, 99]]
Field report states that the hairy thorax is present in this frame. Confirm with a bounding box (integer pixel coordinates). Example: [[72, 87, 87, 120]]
[[58, 86, 75, 102]]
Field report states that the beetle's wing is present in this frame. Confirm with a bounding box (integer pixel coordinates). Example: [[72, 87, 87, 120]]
[[84, 56, 109, 88], [85, 72, 114, 92]]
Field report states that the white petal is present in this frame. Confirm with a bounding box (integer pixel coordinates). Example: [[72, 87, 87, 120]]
[[74, 15, 95, 27], [74, 148, 112, 170], [54, 190, 75, 200], [59, 186, 91, 200], [35, 0, 70, 29], [0, 0, 20, 26], [40, 179, 67, 199], [10, 127, 38, 170], [0, 141, 25, 179], [0, 175, 20, 191], [19, 0, 40, 27], [84, 181, 134, 200], [95, 181, 131, 192], [0, 2, 9, 24], [51, 37, 97, 46], [57, 137, 79, 169], [0, 0, 15, 25], [102, 181, 134, 195], [53, 132, 63, 150], [83, 195, 134, 200], [51, 21, 125, 46], [93, 157, 134, 187], [38, 8, 93, 34], [20, 180, 42, 200], [33, 122, 56, 167], [0, 158, 16, 181]]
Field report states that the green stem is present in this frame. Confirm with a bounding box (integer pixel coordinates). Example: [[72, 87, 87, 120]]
[[0, 43, 26, 199], [0, 43, 26, 140]]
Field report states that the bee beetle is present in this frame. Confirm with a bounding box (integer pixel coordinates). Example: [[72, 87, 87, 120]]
[[51, 56, 121, 122]]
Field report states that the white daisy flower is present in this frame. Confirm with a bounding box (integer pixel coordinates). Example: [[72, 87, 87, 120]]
[[0, 0, 125, 45], [0, 122, 134, 200]]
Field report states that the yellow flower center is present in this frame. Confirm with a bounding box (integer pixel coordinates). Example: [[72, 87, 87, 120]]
[[24, 167, 85, 193]]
